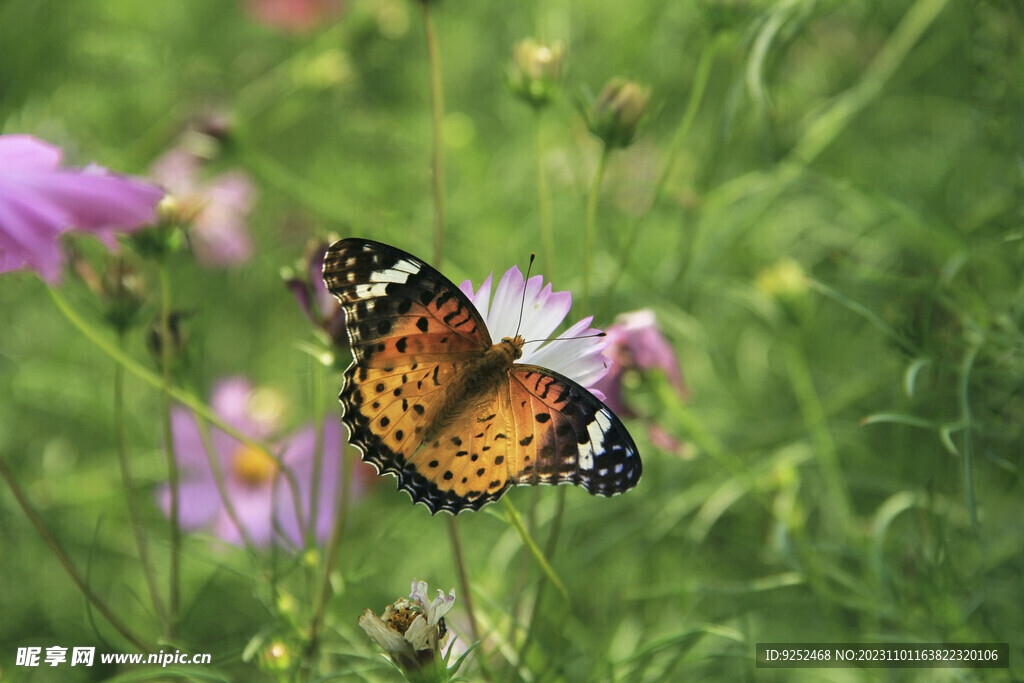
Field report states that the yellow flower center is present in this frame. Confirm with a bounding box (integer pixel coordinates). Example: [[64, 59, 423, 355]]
[[231, 445, 277, 488]]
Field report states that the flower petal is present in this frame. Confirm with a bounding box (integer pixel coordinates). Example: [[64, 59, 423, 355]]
[[523, 316, 609, 388], [156, 477, 220, 529], [218, 482, 276, 546], [409, 580, 430, 610], [485, 266, 527, 339], [0, 192, 67, 281], [210, 377, 273, 438], [359, 609, 416, 657], [0, 135, 62, 171], [459, 272, 493, 323], [403, 614, 433, 651], [516, 278, 571, 344], [0, 135, 162, 281], [426, 588, 456, 626]]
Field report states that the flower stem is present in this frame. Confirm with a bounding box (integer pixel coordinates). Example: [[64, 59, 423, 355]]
[[418, 10, 489, 674], [957, 341, 981, 537], [0, 455, 150, 652], [194, 415, 259, 555], [783, 342, 853, 537], [114, 335, 168, 632], [535, 109, 555, 278], [583, 145, 610, 312], [157, 263, 181, 636], [596, 36, 717, 317], [422, 0, 446, 265], [305, 438, 354, 672], [501, 498, 568, 603], [446, 516, 480, 640], [515, 487, 568, 668], [44, 284, 306, 511], [306, 358, 326, 549]]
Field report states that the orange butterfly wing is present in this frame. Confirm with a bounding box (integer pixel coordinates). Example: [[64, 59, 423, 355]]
[[403, 364, 642, 513], [323, 237, 641, 514], [323, 238, 494, 511], [507, 365, 640, 495]]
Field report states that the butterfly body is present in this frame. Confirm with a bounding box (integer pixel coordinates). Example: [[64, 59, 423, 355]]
[[425, 335, 522, 445], [323, 238, 640, 514]]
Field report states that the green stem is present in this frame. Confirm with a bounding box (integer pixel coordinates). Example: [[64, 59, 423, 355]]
[[515, 487, 567, 670], [44, 285, 307, 516], [597, 36, 717, 316], [958, 342, 981, 536], [114, 336, 168, 632], [535, 109, 555, 278], [446, 516, 481, 643], [193, 414, 259, 555], [0, 455, 150, 652], [418, 10, 489, 675], [422, 1, 446, 265], [783, 342, 853, 536], [789, 0, 951, 165], [305, 437, 354, 672], [583, 146, 610, 311], [501, 498, 568, 603], [306, 360, 325, 549], [158, 264, 181, 635], [807, 278, 920, 355]]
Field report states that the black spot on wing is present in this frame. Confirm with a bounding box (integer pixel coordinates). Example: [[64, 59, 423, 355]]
[[321, 237, 492, 364], [511, 364, 641, 498]]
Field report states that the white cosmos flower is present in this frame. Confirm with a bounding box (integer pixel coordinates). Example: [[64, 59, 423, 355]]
[[459, 266, 610, 394], [359, 579, 455, 677]]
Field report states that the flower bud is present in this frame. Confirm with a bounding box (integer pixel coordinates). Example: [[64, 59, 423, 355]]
[[755, 258, 808, 299], [147, 310, 191, 362], [68, 251, 150, 333], [755, 258, 811, 323], [584, 78, 651, 149], [258, 640, 292, 672], [507, 39, 565, 109], [284, 237, 349, 350], [100, 262, 149, 333]]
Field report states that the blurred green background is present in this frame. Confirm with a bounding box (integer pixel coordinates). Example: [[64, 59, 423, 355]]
[[1, 0, 1022, 680]]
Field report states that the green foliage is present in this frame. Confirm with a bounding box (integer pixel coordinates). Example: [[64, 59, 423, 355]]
[[1, 0, 1022, 680]]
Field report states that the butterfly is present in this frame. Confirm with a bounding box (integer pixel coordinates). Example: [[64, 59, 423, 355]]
[[322, 238, 641, 514]]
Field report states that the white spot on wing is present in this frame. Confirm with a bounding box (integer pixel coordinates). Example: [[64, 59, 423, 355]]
[[394, 258, 421, 273], [579, 409, 613, 472], [370, 268, 410, 284]]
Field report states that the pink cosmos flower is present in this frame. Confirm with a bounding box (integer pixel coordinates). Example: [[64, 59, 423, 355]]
[[0, 135, 163, 282], [158, 377, 373, 548], [591, 309, 688, 453], [150, 148, 255, 267], [244, 0, 343, 32], [459, 266, 609, 393]]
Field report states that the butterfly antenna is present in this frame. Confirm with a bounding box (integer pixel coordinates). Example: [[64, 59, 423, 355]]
[[513, 252, 536, 339], [522, 331, 607, 345]]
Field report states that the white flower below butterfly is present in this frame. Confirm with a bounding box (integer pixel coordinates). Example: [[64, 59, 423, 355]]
[[359, 579, 456, 679], [459, 266, 610, 396]]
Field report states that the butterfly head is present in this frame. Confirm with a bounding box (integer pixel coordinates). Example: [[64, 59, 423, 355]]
[[500, 335, 525, 361]]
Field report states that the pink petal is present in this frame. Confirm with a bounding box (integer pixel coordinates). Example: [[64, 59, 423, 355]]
[[245, 0, 343, 32], [156, 478, 221, 529], [0, 135, 62, 171]]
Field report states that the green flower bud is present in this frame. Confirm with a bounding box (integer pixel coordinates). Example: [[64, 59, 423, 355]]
[[584, 78, 651, 149], [259, 641, 292, 673], [507, 39, 565, 109]]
